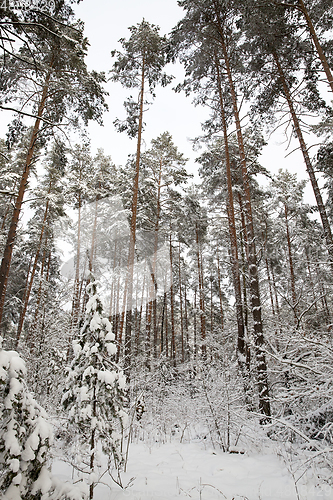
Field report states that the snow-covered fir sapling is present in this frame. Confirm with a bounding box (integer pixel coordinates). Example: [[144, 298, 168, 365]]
[[62, 274, 127, 500], [0, 338, 54, 499]]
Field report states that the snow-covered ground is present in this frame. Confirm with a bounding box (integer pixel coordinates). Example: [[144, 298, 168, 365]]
[[52, 441, 333, 500]]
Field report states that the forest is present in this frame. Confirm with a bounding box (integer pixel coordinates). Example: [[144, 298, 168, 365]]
[[0, 0, 333, 499]]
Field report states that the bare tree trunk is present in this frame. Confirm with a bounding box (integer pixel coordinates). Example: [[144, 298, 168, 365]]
[[210, 276, 213, 337], [270, 262, 282, 331], [165, 292, 168, 358], [265, 256, 276, 317], [89, 385, 96, 500], [1, 179, 18, 232], [305, 248, 317, 312], [238, 193, 250, 355]]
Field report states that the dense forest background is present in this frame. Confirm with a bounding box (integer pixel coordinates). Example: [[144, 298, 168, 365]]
[[0, 0, 333, 498]]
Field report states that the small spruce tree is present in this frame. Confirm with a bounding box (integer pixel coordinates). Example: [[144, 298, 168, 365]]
[[62, 274, 127, 499], [0, 339, 53, 499]]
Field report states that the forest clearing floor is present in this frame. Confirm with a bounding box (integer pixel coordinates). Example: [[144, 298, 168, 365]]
[[52, 439, 333, 500]]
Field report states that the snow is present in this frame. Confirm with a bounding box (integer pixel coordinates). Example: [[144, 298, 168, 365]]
[[90, 312, 102, 331], [52, 440, 333, 500], [98, 369, 117, 385], [8, 458, 20, 473], [86, 294, 98, 314], [106, 342, 117, 356], [31, 466, 53, 495]]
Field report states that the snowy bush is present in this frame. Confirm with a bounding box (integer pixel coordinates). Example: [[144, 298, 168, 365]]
[[0, 339, 54, 499], [62, 276, 127, 497]]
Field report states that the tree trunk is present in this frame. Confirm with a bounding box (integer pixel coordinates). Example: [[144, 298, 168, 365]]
[[90, 383, 96, 500], [193, 287, 197, 361], [195, 222, 206, 358], [213, 6, 270, 419], [165, 292, 168, 358], [304, 248, 317, 311], [265, 256, 276, 318], [169, 232, 176, 365], [160, 291, 166, 354], [178, 242, 185, 363], [184, 281, 189, 360], [238, 193, 250, 357], [215, 53, 252, 400], [0, 67, 52, 328], [1, 179, 18, 232], [216, 255, 224, 331], [145, 159, 162, 359], [270, 262, 283, 334], [30, 249, 50, 339], [72, 190, 82, 333], [210, 276, 214, 340], [273, 50, 333, 263], [297, 0, 333, 93], [284, 204, 298, 321], [122, 55, 146, 375]]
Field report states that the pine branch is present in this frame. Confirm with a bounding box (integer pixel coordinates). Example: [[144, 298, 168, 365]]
[[0, 105, 57, 126]]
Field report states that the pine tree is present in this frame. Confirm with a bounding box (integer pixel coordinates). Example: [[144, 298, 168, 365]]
[[110, 20, 172, 373], [0, 1, 107, 331], [239, 0, 333, 264], [62, 274, 127, 500], [139, 132, 189, 362], [171, 0, 271, 420], [66, 144, 95, 338]]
